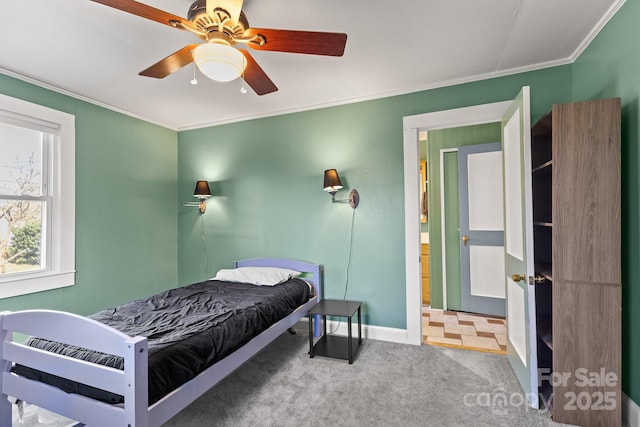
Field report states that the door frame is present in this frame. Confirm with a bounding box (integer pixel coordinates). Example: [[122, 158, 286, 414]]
[[402, 101, 511, 345], [439, 147, 458, 311]]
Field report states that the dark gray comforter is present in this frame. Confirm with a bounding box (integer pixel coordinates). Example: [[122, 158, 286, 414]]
[[13, 278, 311, 404]]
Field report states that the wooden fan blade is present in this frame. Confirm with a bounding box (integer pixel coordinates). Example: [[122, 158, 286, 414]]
[[245, 28, 347, 56], [207, 0, 244, 25], [240, 50, 278, 95], [91, 0, 196, 32], [139, 44, 199, 78]]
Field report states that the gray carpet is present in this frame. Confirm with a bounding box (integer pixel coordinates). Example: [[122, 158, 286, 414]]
[[14, 325, 570, 427]]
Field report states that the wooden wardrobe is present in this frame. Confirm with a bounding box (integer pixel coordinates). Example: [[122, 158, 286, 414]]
[[531, 98, 621, 427]]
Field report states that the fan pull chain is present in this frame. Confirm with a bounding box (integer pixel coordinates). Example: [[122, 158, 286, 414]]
[[240, 55, 247, 93], [191, 63, 198, 85]]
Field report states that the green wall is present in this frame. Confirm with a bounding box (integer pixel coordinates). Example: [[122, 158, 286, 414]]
[[0, 74, 178, 315], [570, 0, 640, 404], [177, 65, 573, 329], [178, 103, 407, 327], [426, 123, 502, 310]]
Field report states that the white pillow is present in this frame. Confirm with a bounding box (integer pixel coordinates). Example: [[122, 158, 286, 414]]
[[212, 267, 302, 286]]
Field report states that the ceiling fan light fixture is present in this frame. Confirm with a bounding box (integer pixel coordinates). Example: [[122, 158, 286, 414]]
[[193, 43, 246, 82]]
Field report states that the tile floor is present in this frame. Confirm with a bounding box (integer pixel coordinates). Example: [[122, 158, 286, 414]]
[[422, 306, 507, 355]]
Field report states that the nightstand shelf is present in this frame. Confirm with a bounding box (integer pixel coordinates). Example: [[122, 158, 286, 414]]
[[307, 299, 362, 364]]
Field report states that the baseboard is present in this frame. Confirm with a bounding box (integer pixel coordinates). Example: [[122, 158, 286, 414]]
[[296, 318, 410, 344], [623, 392, 640, 427]]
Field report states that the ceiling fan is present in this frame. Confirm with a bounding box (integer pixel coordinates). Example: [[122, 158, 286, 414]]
[[90, 0, 348, 95]]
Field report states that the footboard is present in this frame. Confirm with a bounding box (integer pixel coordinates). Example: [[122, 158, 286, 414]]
[[0, 310, 148, 427]]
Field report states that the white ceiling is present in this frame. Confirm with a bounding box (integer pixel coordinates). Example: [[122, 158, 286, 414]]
[[0, 0, 624, 130]]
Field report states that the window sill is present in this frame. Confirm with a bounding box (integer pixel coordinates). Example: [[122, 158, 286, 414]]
[[0, 270, 75, 299]]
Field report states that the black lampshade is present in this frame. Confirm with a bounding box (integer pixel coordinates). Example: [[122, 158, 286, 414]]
[[193, 180, 211, 198], [323, 169, 343, 192]]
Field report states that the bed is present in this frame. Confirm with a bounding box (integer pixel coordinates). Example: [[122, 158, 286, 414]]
[[0, 257, 321, 427]]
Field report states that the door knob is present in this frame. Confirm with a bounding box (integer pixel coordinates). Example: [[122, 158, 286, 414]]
[[462, 235, 469, 246], [511, 274, 526, 282]]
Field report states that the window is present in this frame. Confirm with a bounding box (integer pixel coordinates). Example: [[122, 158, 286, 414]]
[[0, 94, 75, 298]]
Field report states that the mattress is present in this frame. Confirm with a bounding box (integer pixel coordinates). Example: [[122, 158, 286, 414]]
[[12, 278, 311, 404]]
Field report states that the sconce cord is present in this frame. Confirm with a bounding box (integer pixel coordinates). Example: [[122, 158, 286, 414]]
[[201, 214, 210, 277], [342, 206, 356, 300], [330, 207, 356, 334]]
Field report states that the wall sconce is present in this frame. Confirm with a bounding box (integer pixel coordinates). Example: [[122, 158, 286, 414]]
[[323, 169, 359, 208], [182, 180, 212, 214]]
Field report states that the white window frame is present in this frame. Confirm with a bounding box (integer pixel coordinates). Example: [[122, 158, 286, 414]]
[[0, 94, 75, 298]]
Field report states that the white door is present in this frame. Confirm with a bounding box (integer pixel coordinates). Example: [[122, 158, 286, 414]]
[[458, 142, 505, 317], [502, 86, 539, 408]]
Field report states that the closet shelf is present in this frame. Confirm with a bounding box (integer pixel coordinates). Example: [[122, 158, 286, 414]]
[[532, 160, 552, 173], [537, 316, 553, 351], [536, 263, 553, 282], [534, 221, 553, 227]]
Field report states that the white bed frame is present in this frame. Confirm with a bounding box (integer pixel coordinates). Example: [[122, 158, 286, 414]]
[[0, 258, 321, 427]]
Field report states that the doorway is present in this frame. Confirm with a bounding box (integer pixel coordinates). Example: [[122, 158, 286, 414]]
[[419, 133, 506, 353], [402, 101, 512, 346]]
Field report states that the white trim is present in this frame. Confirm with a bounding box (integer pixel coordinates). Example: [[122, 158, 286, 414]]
[[319, 319, 410, 344], [402, 127, 422, 345], [177, 59, 572, 130], [402, 101, 511, 345], [0, 271, 75, 297], [404, 102, 512, 132], [439, 148, 458, 310], [1, 63, 560, 132], [0, 108, 60, 132], [624, 392, 640, 427], [0, 67, 176, 131], [570, 0, 626, 62], [0, 94, 75, 299], [1, 0, 624, 133]]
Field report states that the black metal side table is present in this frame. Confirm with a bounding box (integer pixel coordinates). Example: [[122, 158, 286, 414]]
[[307, 299, 362, 364]]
